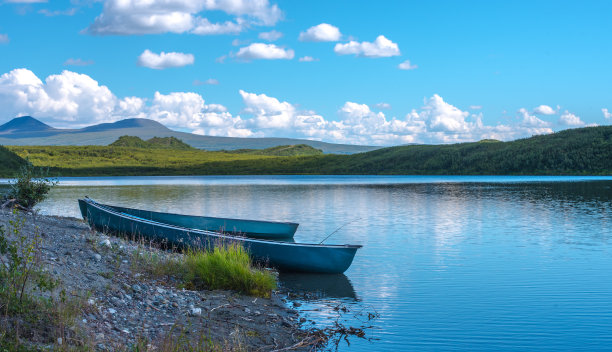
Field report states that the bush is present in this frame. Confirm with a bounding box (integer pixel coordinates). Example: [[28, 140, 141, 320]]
[[9, 160, 57, 210]]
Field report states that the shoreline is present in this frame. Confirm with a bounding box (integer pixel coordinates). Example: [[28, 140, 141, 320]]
[[0, 210, 307, 351]]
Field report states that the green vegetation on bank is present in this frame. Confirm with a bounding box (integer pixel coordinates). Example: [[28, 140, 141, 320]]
[[132, 242, 276, 298], [109, 135, 195, 150], [2, 125, 612, 176], [0, 146, 26, 176], [222, 144, 323, 156], [0, 213, 83, 351]]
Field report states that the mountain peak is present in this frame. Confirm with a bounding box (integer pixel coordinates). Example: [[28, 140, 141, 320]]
[[0, 116, 55, 134], [80, 118, 171, 132]]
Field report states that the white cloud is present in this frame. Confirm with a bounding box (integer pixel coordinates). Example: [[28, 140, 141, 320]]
[[64, 58, 94, 66], [558, 111, 584, 126], [0, 69, 571, 146], [235, 43, 294, 61], [191, 18, 244, 35], [86, 0, 281, 36], [258, 30, 282, 41], [0, 34, 8, 44], [137, 50, 194, 69], [193, 78, 219, 86], [299, 23, 341, 42], [375, 103, 391, 110], [334, 35, 400, 58], [533, 104, 557, 115], [603, 108, 611, 119], [518, 108, 550, 128], [398, 60, 417, 70], [0, 69, 116, 127], [469, 105, 482, 110], [419, 94, 471, 132], [298, 56, 317, 62]]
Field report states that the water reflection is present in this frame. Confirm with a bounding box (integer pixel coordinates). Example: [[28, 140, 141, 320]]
[[279, 273, 358, 300], [28, 176, 612, 351]]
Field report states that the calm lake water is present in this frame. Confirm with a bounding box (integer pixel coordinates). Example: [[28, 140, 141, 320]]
[[8, 175, 612, 351]]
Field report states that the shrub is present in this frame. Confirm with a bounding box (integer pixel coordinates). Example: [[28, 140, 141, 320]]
[[9, 160, 57, 210]]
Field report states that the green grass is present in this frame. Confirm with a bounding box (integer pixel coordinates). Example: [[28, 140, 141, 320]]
[[184, 242, 276, 297], [132, 242, 276, 298], [4, 125, 612, 176]]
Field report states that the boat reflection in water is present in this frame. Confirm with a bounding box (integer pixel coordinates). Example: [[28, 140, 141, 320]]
[[279, 273, 358, 300]]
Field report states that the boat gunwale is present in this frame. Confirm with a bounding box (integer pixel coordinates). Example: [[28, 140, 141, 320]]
[[81, 198, 363, 249], [94, 200, 299, 227]]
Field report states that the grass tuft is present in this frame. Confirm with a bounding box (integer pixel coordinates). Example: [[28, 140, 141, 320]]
[[132, 241, 276, 298], [184, 242, 276, 297]]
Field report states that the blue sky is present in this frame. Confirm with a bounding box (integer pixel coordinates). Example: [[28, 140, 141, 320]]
[[0, 0, 611, 145]]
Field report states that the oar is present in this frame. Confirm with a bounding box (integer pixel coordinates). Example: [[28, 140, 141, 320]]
[[319, 218, 361, 244]]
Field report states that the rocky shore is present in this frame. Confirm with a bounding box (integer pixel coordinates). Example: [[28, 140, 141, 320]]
[[0, 209, 307, 351]]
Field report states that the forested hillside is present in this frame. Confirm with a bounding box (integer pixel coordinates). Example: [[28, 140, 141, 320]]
[[4, 126, 612, 176]]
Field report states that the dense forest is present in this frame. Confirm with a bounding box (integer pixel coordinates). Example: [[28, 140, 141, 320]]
[[109, 136, 195, 150], [1, 126, 611, 177]]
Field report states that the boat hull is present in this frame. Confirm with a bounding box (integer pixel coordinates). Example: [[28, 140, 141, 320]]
[[95, 201, 298, 240], [79, 199, 360, 274]]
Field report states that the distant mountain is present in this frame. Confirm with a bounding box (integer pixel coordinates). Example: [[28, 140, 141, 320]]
[[0, 116, 378, 154], [0, 116, 58, 135], [80, 118, 170, 133]]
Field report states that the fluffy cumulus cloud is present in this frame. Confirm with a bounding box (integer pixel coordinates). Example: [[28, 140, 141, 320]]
[[299, 23, 341, 42], [398, 60, 417, 70], [558, 111, 584, 126], [235, 43, 294, 60], [0, 69, 567, 145], [137, 50, 194, 69], [603, 108, 611, 119], [0, 69, 116, 126], [533, 104, 557, 115], [87, 0, 281, 36], [334, 35, 400, 58]]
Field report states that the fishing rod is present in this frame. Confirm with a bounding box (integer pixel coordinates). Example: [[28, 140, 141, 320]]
[[319, 217, 361, 244]]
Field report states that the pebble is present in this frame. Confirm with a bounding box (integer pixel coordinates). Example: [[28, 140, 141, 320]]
[[93, 253, 102, 261], [189, 307, 202, 316]]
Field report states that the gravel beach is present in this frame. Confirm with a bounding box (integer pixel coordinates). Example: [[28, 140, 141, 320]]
[[0, 209, 306, 351]]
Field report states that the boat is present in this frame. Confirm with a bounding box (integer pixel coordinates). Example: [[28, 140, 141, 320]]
[[78, 198, 361, 274], [88, 199, 298, 240]]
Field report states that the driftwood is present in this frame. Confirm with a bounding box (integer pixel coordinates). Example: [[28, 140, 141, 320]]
[[1, 198, 30, 212]]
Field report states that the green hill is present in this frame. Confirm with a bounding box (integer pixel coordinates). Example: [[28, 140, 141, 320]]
[[224, 144, 323, 156], [326, 125, 612, 175], [109, 136, 194, 150], [0, 145, 27, 177], [6, 125, 612, 176]]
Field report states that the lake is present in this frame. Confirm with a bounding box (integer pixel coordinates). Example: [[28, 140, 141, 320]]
[[10, 175, 612, 351]]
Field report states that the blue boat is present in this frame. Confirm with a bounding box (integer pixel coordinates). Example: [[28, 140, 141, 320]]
[[90, 199, 298, 240], [78, 198, 361, 274]]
